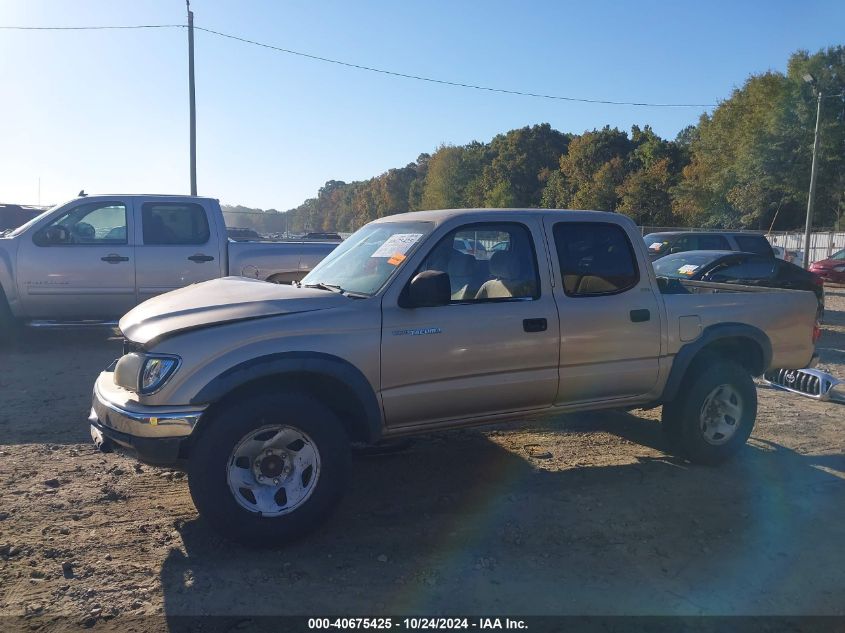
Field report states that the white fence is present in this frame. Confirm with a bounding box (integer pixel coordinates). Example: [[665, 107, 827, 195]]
[[766, 231, 845, 265]]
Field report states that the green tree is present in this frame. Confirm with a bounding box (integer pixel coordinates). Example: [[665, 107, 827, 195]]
[[617, 158, 675, 225]]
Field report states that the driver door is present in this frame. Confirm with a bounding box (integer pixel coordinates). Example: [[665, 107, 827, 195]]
[[380, 219, 560, 429], [16, 199, 136, 320]]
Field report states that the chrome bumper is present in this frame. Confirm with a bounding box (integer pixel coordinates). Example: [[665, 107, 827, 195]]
[[89, 374, 204, 440]]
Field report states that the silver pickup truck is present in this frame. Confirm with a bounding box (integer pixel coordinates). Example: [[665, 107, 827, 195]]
[[88, 208, 819, 545], [0, 194, 336, 336]]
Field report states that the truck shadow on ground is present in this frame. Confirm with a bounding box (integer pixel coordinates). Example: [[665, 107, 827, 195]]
[[159, 410, 845, 620]]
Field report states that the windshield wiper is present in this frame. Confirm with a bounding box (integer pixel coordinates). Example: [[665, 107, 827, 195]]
[[302, 282, 344, 293], [301, 282, 369, 298]]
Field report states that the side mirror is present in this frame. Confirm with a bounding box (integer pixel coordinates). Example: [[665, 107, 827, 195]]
[[35, 226, 70, 246], [670, 246, 683, 254], [400, 270, 451, 308]]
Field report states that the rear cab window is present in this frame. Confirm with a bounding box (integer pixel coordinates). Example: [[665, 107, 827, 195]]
[[553, 222, 639, 296]]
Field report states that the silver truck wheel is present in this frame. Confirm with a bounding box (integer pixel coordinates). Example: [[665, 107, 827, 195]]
[[187, 392, 350, 546], [661, 355, 757, 465], [698, 384, 744, 445], [227, 425, 321, 516]]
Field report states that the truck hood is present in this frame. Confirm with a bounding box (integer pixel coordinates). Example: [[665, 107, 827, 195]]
[[119, 276, 348, 345]]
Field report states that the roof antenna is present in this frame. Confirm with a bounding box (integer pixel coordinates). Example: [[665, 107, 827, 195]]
[[78, 189, 87, 197]]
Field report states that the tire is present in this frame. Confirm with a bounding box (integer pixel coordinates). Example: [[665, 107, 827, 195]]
[[661, 355, 757, 465], [0, 286, 18, 346], [187, 391, 351, 546]]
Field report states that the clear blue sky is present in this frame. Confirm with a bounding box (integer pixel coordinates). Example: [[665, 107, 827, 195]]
[[1, 0, 843, 210]]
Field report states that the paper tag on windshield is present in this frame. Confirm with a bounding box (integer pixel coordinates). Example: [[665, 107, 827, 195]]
[[678, 264, 699, 275], [649, 242, 665, 251], [371, 233, 423, 258], [387, 253, 406, 266]]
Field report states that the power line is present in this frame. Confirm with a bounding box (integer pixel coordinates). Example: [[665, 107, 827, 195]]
[[0, 24, 183, 30], [193, 26, 716, 108], [1, 22, 717, 108]]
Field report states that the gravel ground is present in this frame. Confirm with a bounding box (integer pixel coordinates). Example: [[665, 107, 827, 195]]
[[0, 290, 843, 630]]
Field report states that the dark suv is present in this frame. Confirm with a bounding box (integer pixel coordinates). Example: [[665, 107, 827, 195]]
[[644, 231, 774, 261]]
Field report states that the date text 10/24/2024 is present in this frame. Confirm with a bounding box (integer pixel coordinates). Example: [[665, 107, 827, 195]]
[[308, 618, 528, 630]]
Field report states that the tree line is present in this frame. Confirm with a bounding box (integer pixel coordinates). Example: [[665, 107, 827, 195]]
[[225, 46, 844, 235]]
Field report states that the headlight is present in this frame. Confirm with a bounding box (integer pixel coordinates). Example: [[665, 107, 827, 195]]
[[834, 265, 845, 273], [113, 353, 180, 394], [140, 356, 180, 394]]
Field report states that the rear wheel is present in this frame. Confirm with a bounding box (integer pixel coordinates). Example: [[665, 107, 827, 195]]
[[188, 392, 351, 546], [661, 356, 757, 464]]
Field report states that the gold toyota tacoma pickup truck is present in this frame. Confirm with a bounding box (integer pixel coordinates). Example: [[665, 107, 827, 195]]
[[88, 209, 820, 545]]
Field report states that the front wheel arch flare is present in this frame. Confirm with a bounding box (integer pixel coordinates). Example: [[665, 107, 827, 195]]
[[189, 352, 383, 445]]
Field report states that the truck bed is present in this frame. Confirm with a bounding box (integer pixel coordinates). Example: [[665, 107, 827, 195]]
[[227, 239, 338, 282], [658, 277, 818, 371]]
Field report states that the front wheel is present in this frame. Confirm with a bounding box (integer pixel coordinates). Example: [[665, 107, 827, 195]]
[[188, 392, 351, 546], [662, 358, 757, 465]]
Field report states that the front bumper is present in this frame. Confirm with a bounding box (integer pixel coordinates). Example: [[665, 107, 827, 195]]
[[89, 372, 205, 466]]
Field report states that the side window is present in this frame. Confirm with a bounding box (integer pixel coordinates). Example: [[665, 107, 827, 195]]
[[417, 223, 540, 302], [34, 201, 127, 246], [698, 234, 730, 250], [142, 203, 210, 245], [734, 235, 773, 256], [553, 222, 639, 297]]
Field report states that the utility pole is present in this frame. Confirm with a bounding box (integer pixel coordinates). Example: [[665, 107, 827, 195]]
[[187, 0, 197, 196], [802, 74, 822, 269]]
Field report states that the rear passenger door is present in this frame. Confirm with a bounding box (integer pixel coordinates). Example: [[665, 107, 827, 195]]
[[545, 219, 661, 404], [134, 200, 225, 303]]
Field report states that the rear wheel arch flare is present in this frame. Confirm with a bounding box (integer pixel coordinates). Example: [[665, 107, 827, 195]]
[[663, 323, 772, 402]]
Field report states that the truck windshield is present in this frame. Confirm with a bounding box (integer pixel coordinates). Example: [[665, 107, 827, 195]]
[[643, 234, 670, 255], [653, 252, 717, 278], [300, 221, 434, 296]]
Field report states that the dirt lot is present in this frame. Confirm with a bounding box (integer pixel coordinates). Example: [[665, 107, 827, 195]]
[[1, 291, 844, 628]]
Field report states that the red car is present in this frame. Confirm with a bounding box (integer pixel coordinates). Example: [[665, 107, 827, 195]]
[[810, 248, 845, 284]]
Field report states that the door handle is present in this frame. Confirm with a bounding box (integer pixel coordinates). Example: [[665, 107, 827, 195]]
[[630, 309, 651, 323], [101, 254, 129, 264], [188, 254, 215, 263], [523, 318, 547, 333]]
